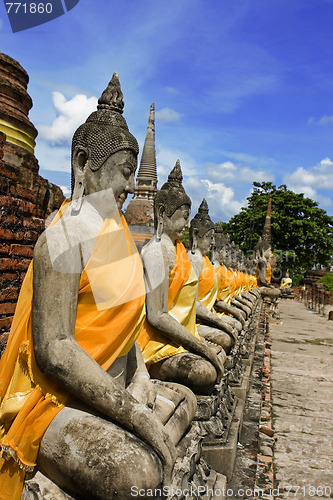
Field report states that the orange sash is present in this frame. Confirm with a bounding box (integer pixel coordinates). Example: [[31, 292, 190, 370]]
[[198, 256, 216, 301], [266, 262, 272, 284], [216, 265, 231, 304], [0, 202, 145, 499]]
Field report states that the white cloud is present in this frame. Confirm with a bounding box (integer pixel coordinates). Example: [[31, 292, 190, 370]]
[[60, 185, 71, 197], [308, 115, 333, 126], [35, 141, 70, 173], [180, 176, 245, 222], [155, 107, 182, 122], [207, 161, 274, 184], [154, 148, 273, 220], [284, 158, 333, 211], [285, 158, 333, 192], [156, 147, 195, 177], [39, 92, 98, 145], [202, 179, 243, 217], [157, 165, 166, 176]]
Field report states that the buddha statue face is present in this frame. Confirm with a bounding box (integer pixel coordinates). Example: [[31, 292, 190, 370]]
[[70, 72, 139, 216], [161, 203, 191, 242], [263, 246, 272, 261], [154, 160, 191, 243], [196, 228, 215, 256], [190, 199, 215, 256], [217, 245, 227, 265], [73, 148, 137, 213]]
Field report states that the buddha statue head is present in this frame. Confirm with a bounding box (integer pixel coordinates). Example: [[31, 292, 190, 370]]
[[154, 160, 191, 242], [70, 73, 139, 214], [214, 222, 229, 265], [261, 236, 272, 261], [190, 198, 215, 255]]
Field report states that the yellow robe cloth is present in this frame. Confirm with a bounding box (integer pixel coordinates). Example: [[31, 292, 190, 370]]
[[266, 262, 272, 284], [215, 265, 232, 304], [138, 241, 200, 366], [234, 270, 243, 297], [198, 256, 218, 311], [0, 201, 146, 500]]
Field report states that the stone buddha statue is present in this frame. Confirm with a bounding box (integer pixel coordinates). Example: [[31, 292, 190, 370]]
[[188, 199, 237, 351], [0, 74, 196, 500], [254, 237, 280, 300], [138, 162, 225, 395], [211, 224, 247, 326]]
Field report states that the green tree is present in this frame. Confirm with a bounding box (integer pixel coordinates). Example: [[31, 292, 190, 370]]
[[222, 182, 333, 278]]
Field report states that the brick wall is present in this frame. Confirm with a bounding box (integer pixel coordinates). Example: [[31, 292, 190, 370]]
[[0, 132, 64, 351]]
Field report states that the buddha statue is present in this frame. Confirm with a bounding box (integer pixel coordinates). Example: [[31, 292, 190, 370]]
[[211, 225, 247, 326], [254, 237, 281, 300], [138, 162, 225, 395], [0, 74, 196, 500], [188, 199, 237, 351]]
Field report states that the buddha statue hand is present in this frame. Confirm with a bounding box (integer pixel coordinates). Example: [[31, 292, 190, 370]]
[[127, 372, 156, 409], [131, 404, 177, 484], [201, 340, 225, 383]]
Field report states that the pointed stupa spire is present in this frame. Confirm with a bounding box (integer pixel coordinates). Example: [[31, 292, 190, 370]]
[[137, 103, 157, 187], [262, 195, 272, 247], [125, 103, 159, 232]]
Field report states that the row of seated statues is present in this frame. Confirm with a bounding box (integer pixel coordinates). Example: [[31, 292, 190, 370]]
[[0, 74, 276, 500]]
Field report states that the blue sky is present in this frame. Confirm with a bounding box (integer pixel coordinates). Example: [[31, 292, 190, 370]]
[[1, 0, 332, 221]]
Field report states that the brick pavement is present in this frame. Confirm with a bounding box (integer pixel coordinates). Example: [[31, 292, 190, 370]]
[[270, 299, 333, 500]]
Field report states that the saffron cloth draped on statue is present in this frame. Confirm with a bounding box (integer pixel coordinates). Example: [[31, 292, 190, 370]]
[[266, 261, 272, 284], [215, 265, 232, 304], [0, 201, 146, 500], [198, 256, 218, 311]]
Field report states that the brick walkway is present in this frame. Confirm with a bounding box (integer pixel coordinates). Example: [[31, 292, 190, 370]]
[[270, 299, 333, 500]]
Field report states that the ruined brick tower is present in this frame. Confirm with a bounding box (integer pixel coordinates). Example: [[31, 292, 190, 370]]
[[125, 103, 157, 241], [0, 53, 64, 349]]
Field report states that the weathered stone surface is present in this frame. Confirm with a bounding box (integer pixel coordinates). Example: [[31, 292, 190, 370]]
[[270, 299, 333, 498]]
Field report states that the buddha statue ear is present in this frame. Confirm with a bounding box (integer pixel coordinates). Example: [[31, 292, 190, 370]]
[[191, 228, 198, 254], [156, 204, 165, 242], [71, 147, 89, 214]]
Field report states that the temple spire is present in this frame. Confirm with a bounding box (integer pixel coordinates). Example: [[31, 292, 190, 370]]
[[136, 103, 157, 187], [262, 195, 272, 246], [125, 103, 158, 236]]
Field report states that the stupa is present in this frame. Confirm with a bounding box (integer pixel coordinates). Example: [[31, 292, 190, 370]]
[[125, 103, 157, 248]]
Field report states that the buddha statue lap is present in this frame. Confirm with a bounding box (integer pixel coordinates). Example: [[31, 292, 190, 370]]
[[0, 75, 196, 500], [138, 163, 225, 396]]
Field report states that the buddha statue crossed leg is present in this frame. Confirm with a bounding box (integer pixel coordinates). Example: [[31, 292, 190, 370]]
[[0, 74, 196, 500]]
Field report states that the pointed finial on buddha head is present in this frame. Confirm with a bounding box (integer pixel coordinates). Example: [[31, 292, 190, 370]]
[[198, 198, 209, 215], [190, 198, 215, 253], [154, 160, 191, 227], [71, 72, 139, 196], [97, 72, 124, 114], [168, 160, 183, 185]]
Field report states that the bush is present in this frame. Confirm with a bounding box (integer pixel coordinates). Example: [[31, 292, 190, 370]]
[[317, 273, 333, 292]]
